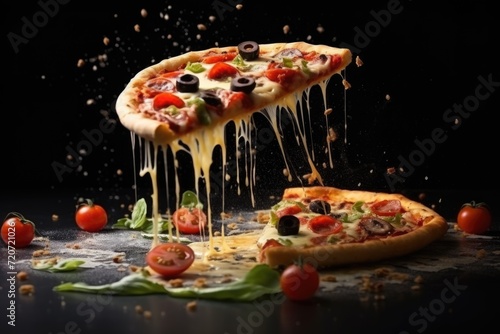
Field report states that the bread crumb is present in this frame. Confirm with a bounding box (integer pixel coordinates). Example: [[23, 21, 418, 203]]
[[197, 24, 207, 31], [103, 37, 110, 46], [19, 284, 35, 295], [208, 16, 216, 22], [32, 249, 50, 257], [342, 79, 351, 90], [129, 265, 142, 273], [322, 275, 337, 282], [317, 25, 325, 33], [113, 255, 124, 263], [327, 128, 337, 143], [324, 108, 333, 116], [134, 24, 140, 32], [386, 167, 396, 175], [65, 243, 81, 249], [77, 59, 85, 68], [385, 94, 391, 101], [355, 56, 364, 67], [414, 275, 424, 284], [135, 305, 144, 314], [213, 231, 221, 236], [236, 4, 243, 10], [186, 301, 197, 311], [256, 211, 270, 224], [411, 284, 421, 291], [476, 249, 487, 259], [227, 222, 238, 230], [169, 278, 184, 288], [51, 214, 59, 222], [17, 271, 28, 281], [140, 9, 148, 18], [143, 310, 152, 319], [193, 277, 208, 288], [220, 212, 232, 220], [283, 25, 290, 34]]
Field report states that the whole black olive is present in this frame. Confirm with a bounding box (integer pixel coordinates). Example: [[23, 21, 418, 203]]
[[230, 76, 256, 94], [309, 200, 331, 214], [238, 41, 260, 61], [176, 74, 199, 93], [359, 218, 394, 235], [200, 90, 222, 107], [277, 215, 300, 236]]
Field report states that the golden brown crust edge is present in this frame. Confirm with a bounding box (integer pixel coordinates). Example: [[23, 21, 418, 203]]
[[115, 42, 352, 145], [262, 186, 449, 269]]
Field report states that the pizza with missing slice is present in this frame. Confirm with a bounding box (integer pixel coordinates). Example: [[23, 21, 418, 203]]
[[257, 186, 449, 269], [115, 41, 352, 145]]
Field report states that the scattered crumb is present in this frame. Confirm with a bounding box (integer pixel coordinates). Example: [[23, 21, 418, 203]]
[[414, 275, 424, 284], [317, 25, 325, 33], [208, 15, 216, 22], [32, 249, 50, 257], [140, 9, 148, 18], [86, 99, 96, 105], [220, 212, 232, 220], [327, 128, 337, 143], [236, 4, 243, 10], [385, 94, 391, 101], [186, 301, 197, 312], [51, 214, 59, 222], [220, 276, 233, 284], [17, 271, 28, 281], [386, 167, 396, 175], [411, 284, 422, 291], [65, 243, 81, 249], [418, 193, 426, 201], [103, 37, 110, 46], [283, 25, 290, 34], [197, 24, 207, 31], [143, 310, 152, 319], [256, 211, 270, 224], [113, 255, 124, 263], [19, 284, 35, 295], [324, 108, 333, 116], [134, 24, 140, 32], [135, 305, 144, 314], [193, 278, 208, 288], [169, 278, 184, 288], [282, 168, 289, 178], [322, 275, 337, 282], [342, 79, 351, 90], [355, 56, 364, 67], [476, 249, 487, 259], [227, 222, 238, 230], [77, 59, 85, 68], [213, 230, 221, 236], [129, 265, 142, 273]]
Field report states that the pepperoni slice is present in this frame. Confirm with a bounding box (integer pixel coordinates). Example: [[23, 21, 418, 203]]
[[369, 200, 402, 216], [207, 62, 239, 80], [308, 215, 343, 235]]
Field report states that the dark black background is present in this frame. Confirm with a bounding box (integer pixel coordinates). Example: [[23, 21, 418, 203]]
[[2, 0, 499, 221]]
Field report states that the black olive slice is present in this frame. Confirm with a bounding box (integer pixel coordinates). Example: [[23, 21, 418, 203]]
[[359, 217, 394, 235], [309, 200, 331, 214], [200, 90, 222, 107], [176, 74, 199, 93], [277, 215, 300, 236], [230, 76, 256, 93], [238, 41, 260, 61]]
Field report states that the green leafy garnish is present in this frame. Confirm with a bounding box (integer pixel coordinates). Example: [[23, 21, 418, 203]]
[[180, 190, 203, 209], [383, 213, 403, 226], [301, 59, 311, 74], [282, 57, 294, 68], [352, 201, 365, 213], [32, 259, 85, 272], [53, 264, 281, 301], [112, 198, 171, 233], [187, 98, 211, 125], [186, 62, 206, 73], [232, 54, 252, 71]]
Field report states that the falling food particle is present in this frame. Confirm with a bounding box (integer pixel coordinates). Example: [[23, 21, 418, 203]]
[[342, 79, 351, 90], [386, 167, 396, 174], [141, 9, 148, 18], [134, 24, 140, 32], [327, 128, 337, 143], [283, 25, 290, 34], [317, 25, 325, 33], [86, 99, 96, 106], [197, 24, 207, 31], [103, 37, 110, 45], [385, 94, 391, 101], [208, 15, 216, 22], [51, 214, 59, 222], [283, 168, 289, 177], [324, 108, 332, 116], [77, 59, 85, 68], [236, 4, 243, 10], [356, 56, 364, 67], [418, 193, 426, 201]]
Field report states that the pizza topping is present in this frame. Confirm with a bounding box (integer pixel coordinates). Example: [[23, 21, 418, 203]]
[[207, 62, 239, 80], [277, 215, 300, 236], [308, 200, 331, 215], [153, 92, 185, 110], [273, 48, 303, 61], [176, 74, 200, 92], [308, 215, 343, 235], [201, 51, 238, 64], [369, 200, 402, 216], [238, 41, 260, 61], [145, 77, 176, 93], [359, 217, 394, 235], [230, 76, 256, 93]]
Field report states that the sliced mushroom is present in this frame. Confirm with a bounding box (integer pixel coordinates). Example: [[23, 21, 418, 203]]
[[359, 217, 394, 235]]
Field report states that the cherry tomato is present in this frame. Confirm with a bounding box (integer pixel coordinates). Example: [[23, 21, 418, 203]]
[[172, 207, 207, 234], [457, 201, 492, 234], [146, 243, 195, 278], [308, 215, 343, 235], [370, 199, 402, 216], [75, 199, 108, 232], [1, 213, 35, 248], [280, 260, 320, 301]]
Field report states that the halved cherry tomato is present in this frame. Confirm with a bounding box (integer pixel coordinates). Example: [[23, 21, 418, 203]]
[[280, 259, 320, 301], [153, 92, 185, 110], [75, 199, 108, 232], [146, 243, 195, 278], [308, 215, 343, 235], [172, 207, 207, 234], [207, 62, 239, 80], [202, 52, 238, 64], [457, 201, 492, 234], [1, 213, 35, 248], [370, 199, 402, 216]]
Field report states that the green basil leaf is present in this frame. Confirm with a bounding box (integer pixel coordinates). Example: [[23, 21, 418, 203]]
[[33, 259, 85, 272], [112, 217, 132, 229], [130, 198, 147, 229]]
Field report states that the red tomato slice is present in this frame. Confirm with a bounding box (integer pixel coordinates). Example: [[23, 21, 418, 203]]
[[307, 215, 343, 235], [146, 243, 195, 278], [202, 52, 238, 64], [276, 204, 303, 218], [172, 207, 207, 234], [207, 62, 239, 80], [370, 200, 402, 216], [264, 68, 300, 88], [153, 92, 185, 110]]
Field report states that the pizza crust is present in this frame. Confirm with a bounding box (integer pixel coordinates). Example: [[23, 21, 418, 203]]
[[115, 42, 352, 145], [260, 186, 449, 269]]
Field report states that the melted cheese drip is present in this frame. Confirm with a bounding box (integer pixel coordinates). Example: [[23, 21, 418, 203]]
[[131, 71, 347, 262]]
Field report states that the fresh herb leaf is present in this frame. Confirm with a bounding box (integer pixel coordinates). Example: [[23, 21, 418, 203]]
[[112, 198, 171, 233], [180, 190, 203, 209], [130, 198, 147, 229], [33, 259, 85, 272]]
